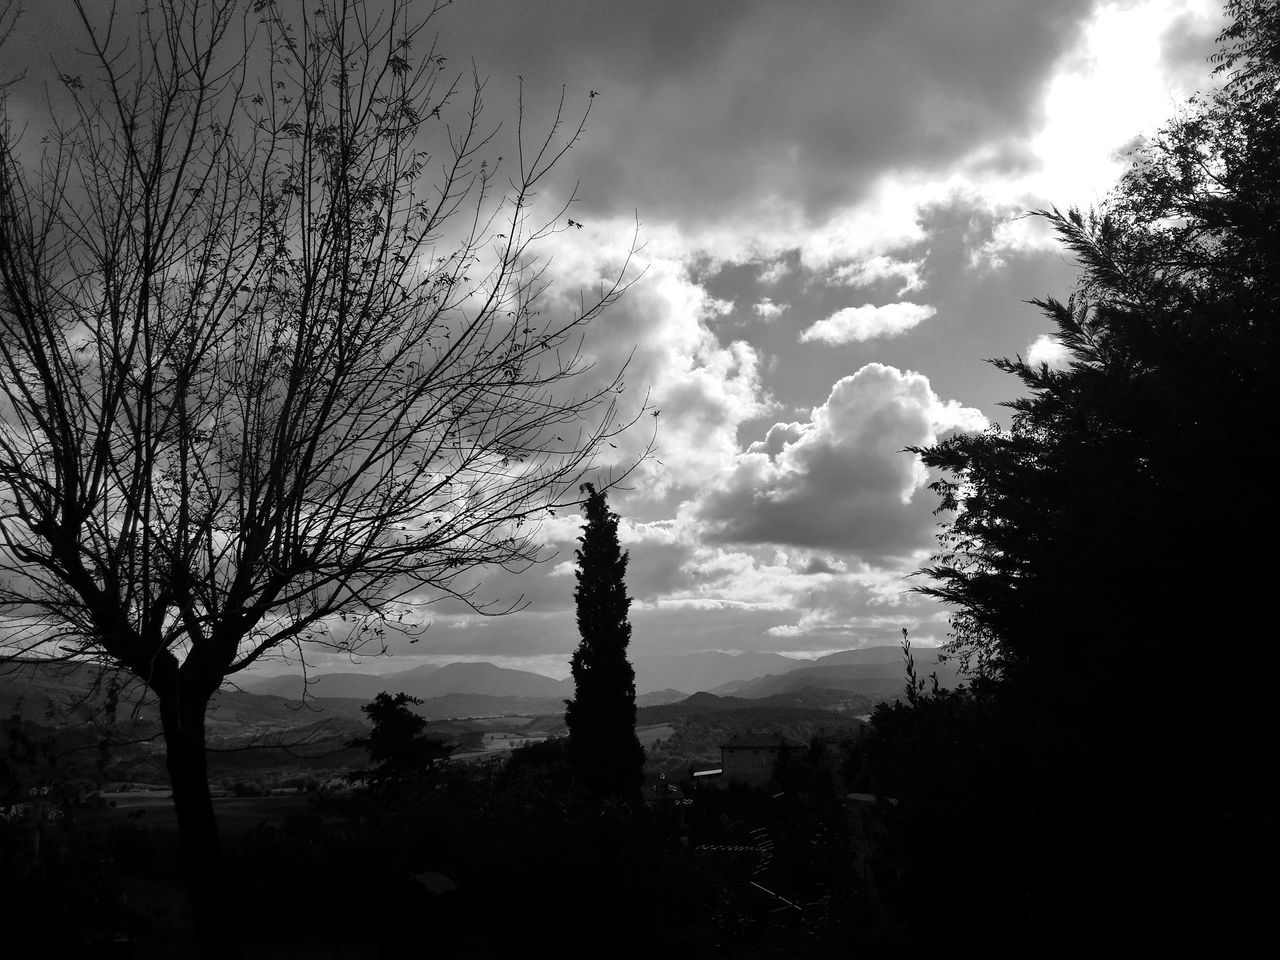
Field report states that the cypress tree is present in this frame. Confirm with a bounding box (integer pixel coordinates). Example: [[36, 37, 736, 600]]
[[564, 483, 645, 797]]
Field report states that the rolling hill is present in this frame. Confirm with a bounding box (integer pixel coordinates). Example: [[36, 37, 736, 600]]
[[636, 687, 878, 725], [239, 660, 569, 702], [632, 650, 806, 694], [234, 671, 400, 701], [713, 646, 960, 699]]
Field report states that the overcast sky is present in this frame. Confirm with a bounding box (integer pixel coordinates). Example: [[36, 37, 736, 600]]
[[6, 0, 1228, 677]]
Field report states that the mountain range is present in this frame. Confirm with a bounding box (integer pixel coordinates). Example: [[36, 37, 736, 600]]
[[632, 651, 805, 695], [238, 660, 571, 702], [4, 645, 958, 734], [710, 646, 960, 699], [237, 644, 957, 706]]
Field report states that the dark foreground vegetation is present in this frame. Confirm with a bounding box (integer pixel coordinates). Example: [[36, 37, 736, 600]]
[[2, 722, 884, 958]]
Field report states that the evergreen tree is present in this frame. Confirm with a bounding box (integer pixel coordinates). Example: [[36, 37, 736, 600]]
[[913, 0, 1278, 772], [897, 1, 1280, 942], [564, 484, 645, 797], [348, 692, 453, 790]]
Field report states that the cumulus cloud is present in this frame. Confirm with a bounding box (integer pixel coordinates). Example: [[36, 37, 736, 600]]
[[529, 220, 774, 497], [696, 364, 986, 558], [799, 303, 937, 344], [1027, 334, 1072, 369], [748, 423, 805, 459]]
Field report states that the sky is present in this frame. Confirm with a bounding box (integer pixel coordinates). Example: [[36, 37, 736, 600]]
[[3, 0, 1228, 678], [382, 0, 1224, 679]]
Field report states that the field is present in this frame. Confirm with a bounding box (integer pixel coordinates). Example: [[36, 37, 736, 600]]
[[637, 723, 676, 745]]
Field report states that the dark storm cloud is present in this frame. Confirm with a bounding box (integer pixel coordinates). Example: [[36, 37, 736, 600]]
[[441, 0, 1097, 223]]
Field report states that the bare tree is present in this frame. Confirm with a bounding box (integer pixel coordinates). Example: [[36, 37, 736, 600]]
[[0, 2, 18, 93], [0, 0, 643, 948]]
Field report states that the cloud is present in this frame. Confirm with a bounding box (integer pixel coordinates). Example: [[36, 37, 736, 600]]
[[696, 364, 986, 559], [828, 256, 925, 295], [799, 556, 842, 576], [524, 220, 774, 498], [436, 0, 1098, 230], [757, 257, 795, 286], [799, 303, 937, 344], [1027, 334, 1071, 369], [748, 423, 805, 459], [752, 298, 787, 319]]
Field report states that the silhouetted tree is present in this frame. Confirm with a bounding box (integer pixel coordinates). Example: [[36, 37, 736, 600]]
[[564, 483, 644, 797], [348, 691, 451, 790], [902, 1, 1280, 943], [913, 0, 1276, 768], [0, 1, 643, 950]]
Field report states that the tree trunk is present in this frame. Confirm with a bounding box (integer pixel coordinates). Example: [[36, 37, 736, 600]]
[[159, 690, 239, 958]]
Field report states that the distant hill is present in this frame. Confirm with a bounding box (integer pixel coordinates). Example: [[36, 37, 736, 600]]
[[636, 688, 689, 707], [810, 646, 923, 667], [716, 646, 962, 699], [636, 687, 878, 725], [207, 691, 368, 728], [234, 671, 399, 701], [5, 646, 960, 733], [402, 693, 566, 720], [236, 646, 958, 705], [632, 651, 806, 694], [239, 661, 569, 702], [404, 662, 569, 699], [0, 660, 151, 725]]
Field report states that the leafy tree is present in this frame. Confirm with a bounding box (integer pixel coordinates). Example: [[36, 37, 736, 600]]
[[348, 691, 451, 789], [564, 483, 644, 797], [0, 0, 641, 948]]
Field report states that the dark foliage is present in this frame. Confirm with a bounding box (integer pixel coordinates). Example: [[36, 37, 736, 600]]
[[913, 0, 1279, 707], [504, 734, 576, 794], [297, 764, 717, 958], [347, 691, 453, 790], [883, 2, 1280, 945], [564, 484, 645, 797]]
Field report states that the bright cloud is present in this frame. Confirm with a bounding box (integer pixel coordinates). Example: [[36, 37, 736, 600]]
[[829, 256, 925, 295], [531, 220, 774, 498], [799, 303, 938, 344], [1030, 0, 1222, 207], [752, 298, 788, 319], [696, 363, 986, 558], [1027, 334, 1072, 369]]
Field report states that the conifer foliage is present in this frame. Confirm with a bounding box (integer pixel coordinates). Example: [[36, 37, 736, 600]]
[[894, 0, 1280, 940], [564, 484, 644, 798]]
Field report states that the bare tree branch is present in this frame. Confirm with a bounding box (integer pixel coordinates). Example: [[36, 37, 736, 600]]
[[0, 1, 648, 946]]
